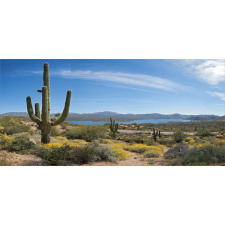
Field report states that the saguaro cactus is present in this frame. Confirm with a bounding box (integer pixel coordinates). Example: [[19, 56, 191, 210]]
[[110, 117, 118, 138], [26, 63, 72, 143], [152, 128, 160, 142]]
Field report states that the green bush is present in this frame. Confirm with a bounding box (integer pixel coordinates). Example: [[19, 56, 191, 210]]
[[165, 143, 225, 166], [143, 152, 160, 158], [164, 143, 190, 159], [144, 138, 155, 146], [40, 141, 117, 166], [65, 125, 106, 142], [68, 141, 117, 164], [0, 116, 30, 135], [7, 136, 35, 153], [196, 129, 212, 137], [0, 116, 15, 127], [4, 124, 30, 135], [42, 145, 70, 166], [157, 137, 175, 147], [184, 145, 225, 165], [51, 127, 61, 136], [173, 131, 185, 143]]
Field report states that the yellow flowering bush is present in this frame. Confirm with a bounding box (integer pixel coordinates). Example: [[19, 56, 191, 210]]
[[108, 143, 130, 160], [101, 139, 114, 144], [55, 136, 67, 140], [0, 133, 14, 149], [69, 144, 86, 148], [40, 139, 87, 150], [189, 143, 216, 150], [40, 142, 64, 149], [125, 143, 163, 154], [0, 126, 4, 131], [72, 139, 87, 144], [185, 136, 194, 142]]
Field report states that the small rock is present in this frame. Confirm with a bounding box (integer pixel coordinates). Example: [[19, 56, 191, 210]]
[[29, 138, 36, 145], [134, 157, 137, 159]]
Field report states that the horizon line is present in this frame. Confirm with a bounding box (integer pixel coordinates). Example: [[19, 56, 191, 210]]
[[0, 111, 224, 117]]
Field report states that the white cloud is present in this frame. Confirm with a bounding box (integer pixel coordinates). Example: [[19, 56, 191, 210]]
[[173, 59, 225, 85], [49, 70, 186, 92], [208, 92, 225, 101]]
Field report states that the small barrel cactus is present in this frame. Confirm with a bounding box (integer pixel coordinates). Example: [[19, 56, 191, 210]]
[[26, 63, 72, 143]]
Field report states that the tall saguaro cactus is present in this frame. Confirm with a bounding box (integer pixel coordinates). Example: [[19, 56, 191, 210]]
[[26, 63, 72, 143], [110, 117, 118, 138]]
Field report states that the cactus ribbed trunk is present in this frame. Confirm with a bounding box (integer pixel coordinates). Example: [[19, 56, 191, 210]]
[[41, 86, 51, 143]]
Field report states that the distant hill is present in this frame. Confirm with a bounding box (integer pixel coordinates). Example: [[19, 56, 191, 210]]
[[0, 111, 224, 122]]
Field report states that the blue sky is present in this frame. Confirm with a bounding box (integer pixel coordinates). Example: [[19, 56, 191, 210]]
[[0, 59, 224, 115]]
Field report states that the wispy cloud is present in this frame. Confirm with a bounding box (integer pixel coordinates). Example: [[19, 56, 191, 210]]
[[173, 59, 225, 85], [45, 70, 187, 92], [208, 92, 225, 101]]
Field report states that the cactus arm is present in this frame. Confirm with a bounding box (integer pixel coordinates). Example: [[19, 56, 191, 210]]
[[52, 90, 72, 126], [26, 97, 41, 124], [35, 103, 41, 119], [51, 113, 61, 122], [42, 86, 49, 124]]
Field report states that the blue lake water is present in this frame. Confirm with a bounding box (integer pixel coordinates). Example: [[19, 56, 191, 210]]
[[68, 119, 191, 126]]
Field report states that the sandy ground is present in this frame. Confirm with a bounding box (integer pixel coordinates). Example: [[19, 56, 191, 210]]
[[80, 148, 170, 166], [1, 151, 42, 166]]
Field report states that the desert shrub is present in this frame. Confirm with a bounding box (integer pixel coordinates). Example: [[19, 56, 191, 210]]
[[164, 143, 190, 159], [144, 138, 155, 146], [7, 135, 35, 153], [196, 129, 212, 137], [165, 143, 225, 165], [4, 124, 30, 135], [39, 141, 117, 165], [184, 145, 225, 165], [65, 125, 106, 142], [173, 131, 185, 143], [157, 137, 175, 147], [0, 116, 30, 135], [143, 151, 160, 158], [0, 116, 15, 127], [51, 127, 61, 136], [42, 144, 70, 166], [68, 141, 117, 164], [0, 151, 8, 166], [0, 134, 14, 149]]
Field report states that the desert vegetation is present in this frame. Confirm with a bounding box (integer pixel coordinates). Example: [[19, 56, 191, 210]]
[[0, 115, 224, 166]]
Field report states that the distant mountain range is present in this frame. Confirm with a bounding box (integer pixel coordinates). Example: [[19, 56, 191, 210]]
[[0, 111, 224, 122]]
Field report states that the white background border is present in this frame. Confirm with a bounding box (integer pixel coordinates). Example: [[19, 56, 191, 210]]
[[1, 1, 225, 225]]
